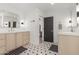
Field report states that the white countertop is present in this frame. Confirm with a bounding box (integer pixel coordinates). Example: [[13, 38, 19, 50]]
[[0, 31, 30, 33], [59, 31, 79, 36], [0, 28, 30, 33], [0, 31, 29, 33]]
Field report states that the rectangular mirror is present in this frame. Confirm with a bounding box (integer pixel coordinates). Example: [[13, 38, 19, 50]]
[[77, 12, 79, 17], [8, 21, 11, 28], [13, 21, 16, 28]]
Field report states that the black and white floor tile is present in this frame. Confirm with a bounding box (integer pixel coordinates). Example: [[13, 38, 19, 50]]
[[20, 42, 58, 55]]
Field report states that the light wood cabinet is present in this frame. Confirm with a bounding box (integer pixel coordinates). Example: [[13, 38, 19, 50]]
[[0, 32, 30, 54], [16, 32, 23, 48], [16, 32, 30, 47], [59, 35, 79, 55], [0, 34, 6, 54], [0, 47, 6, 54], [22, 32, 30, 45], [6, 33, 16, 52], [0, 34, 5, 47]]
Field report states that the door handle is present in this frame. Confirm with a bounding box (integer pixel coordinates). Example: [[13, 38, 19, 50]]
[[51, 30, 53, 32]]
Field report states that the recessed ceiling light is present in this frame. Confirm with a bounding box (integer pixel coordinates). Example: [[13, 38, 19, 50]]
[[50, 3, 54, 5]]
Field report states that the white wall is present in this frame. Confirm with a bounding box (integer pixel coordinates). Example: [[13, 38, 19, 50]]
[[22, 8, 44, 45]]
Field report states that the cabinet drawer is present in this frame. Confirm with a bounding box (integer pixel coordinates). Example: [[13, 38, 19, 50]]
[[0, 39, 5, 47], [0, 47, 6, 55]]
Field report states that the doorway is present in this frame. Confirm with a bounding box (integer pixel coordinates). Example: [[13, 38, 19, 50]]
[[44, 16, 53, 42]]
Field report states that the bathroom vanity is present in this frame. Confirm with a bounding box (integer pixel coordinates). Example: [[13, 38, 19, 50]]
[[0, 10, 31, 54], [58, 32, 79, 55], [0, 31, 30, 54]]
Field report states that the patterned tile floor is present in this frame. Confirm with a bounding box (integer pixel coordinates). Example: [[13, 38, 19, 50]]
[[20, 42, 58, 55]]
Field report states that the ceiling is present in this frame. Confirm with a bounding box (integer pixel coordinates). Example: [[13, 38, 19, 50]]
[[0, 3, 74, 14]]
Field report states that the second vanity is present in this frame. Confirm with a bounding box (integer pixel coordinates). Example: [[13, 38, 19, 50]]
[[58, 32, 79, 55], [0, 31, 30, 54]]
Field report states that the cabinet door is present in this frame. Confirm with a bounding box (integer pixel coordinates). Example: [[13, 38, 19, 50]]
[[16, 32, 23, 48], [22, 32, 30, 45], [22, 32, 26, 45], [0, 34, 5, 47], [0, 34, 6, 54], [6, 33, 16, 52], [0, 47, 6, 54], [26, 32, 30, 44]]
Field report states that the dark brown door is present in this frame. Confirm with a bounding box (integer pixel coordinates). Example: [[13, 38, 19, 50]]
[[44, 17, 53, 42]]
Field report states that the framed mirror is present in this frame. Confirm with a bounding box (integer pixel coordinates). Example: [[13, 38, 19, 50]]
[[13, 21, 17, 28]]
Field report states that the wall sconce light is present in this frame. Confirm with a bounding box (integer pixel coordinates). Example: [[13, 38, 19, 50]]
[[69, 20, 72, 23], [68, 20, 74, 32], [20, 20, 24, 27], [21, 22, 24, 25], [3, 22, 8, 28]]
